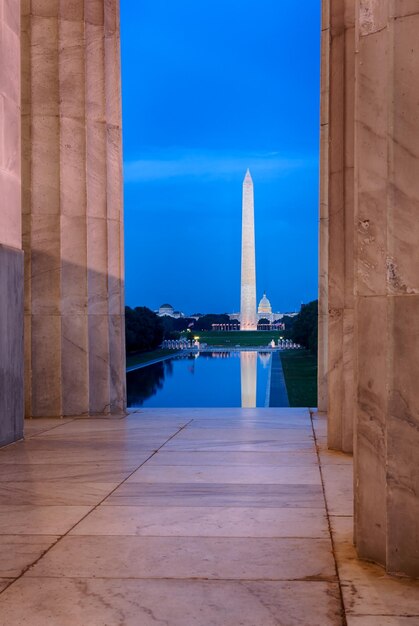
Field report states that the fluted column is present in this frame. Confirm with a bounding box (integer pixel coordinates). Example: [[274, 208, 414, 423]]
[[321, 0, 355, 452], [22, 0, 126, 418], [0, 0, 24, 445], [318, 0, 329, 413], [354, 0, 419, 577]]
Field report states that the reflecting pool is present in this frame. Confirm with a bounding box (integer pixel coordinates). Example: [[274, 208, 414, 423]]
[[127, 350, 274, 408]]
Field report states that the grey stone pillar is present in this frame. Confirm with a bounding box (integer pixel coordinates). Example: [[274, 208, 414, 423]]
[[354, 0, 419, 578], [320, 0, 355, 453], [22, 0, 126, 418], [0, 1, 24, 445]]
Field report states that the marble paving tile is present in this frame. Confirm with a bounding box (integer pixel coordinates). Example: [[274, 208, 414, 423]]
[[0, 535, 59, 578], [0, 461, 138, 482], [187, 419, 311, 429], [0, 578, 342, 626], [176, 428, 314, 440], [318, 446, 353, 465], [21, 431, 167, 444], [32, 431, 180, 444], [311, 416, 328, 436], [330, 517, 419, 617], [161, 439, 316, 452], [0, 407, 416, 624], [24, 418, 75, 437], [0, 579, 12, 593], [321, 464, 354, 515], [27, 535, 336, 581], [346, 618, 418, 625], [0, 482, 119, 506], [104, 482, 325, 508], [30, 422, 177, 436], [329, 514, 353, 540], [0, 447, 155, 465], [28, 434, 171, 448], [127, 464, 322, 485], [30, 417, 177, 428], [316, 435, 328, 447], [0, 505, 91, 535], [70, 505, 329, 538], [126, 417, 188, 425], [147, 450, 317, 466], [36, 422, 181, 437], [341, 576, 419, 618]]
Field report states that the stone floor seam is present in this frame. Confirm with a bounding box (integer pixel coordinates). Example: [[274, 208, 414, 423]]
[[2, 410, 416, 624], [310, 409, 348, 626], [25, 419, 78, 439], [0, 418, 194, 598]]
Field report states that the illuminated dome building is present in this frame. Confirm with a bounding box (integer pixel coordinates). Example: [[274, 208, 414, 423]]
[[257, 292, 272, 317], [157, 304, 185, 319], [229, 292, 290, 327], [158, 303, 174, 316]]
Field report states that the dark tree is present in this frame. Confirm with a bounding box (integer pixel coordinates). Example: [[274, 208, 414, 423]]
[[291, 300, 318, 353], [127, 361, 166, 406], [257, 318, 271, 329], [193, 314, 231, 331], [125, 306, 164, 353], [160, 315, 195, 338], [281, 315, 297, 331]]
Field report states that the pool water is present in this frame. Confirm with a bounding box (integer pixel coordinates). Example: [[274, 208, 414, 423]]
[[127, 351, 274, 408]]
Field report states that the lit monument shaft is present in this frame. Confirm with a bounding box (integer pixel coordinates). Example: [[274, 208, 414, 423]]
[[240, 169, 257, 330]]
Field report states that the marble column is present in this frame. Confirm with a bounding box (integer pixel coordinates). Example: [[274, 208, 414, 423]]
[[0, 0, 24, 445], [320, 0, 355, 453], [354, 0, 419, 578], [21, 0, 126, 418], [318, 0, 330, 413]]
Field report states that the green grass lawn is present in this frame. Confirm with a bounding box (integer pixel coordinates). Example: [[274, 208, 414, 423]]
[[182, 330, 288, 347], [280, 349, 318, 408], [126, 349, 177, 368]]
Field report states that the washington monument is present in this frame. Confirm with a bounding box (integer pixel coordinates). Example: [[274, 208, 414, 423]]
[[240, 169, 257, 330]]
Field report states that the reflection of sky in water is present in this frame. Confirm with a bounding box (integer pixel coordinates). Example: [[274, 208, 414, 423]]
[[127, 351, 272, 408]]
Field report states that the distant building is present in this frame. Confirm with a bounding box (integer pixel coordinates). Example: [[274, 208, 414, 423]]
[[156, 304, 185, 319], [258, 292, 272, 317], [230, 291, 287, 325]]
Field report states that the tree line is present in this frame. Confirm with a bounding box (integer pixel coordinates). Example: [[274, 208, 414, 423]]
[[289, 300, 318, 353], [125, 301, 318, 355], [125, 308, 235, 353]]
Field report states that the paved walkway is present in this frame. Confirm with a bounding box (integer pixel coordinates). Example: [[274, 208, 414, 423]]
[[0, 409, 417, 624]]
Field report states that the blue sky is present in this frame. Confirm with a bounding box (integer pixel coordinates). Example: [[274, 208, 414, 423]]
[[121, 0, 320, 314]]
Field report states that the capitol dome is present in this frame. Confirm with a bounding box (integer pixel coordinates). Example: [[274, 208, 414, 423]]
[[258, 292, 272, 315], [158, 303, 174, 316]]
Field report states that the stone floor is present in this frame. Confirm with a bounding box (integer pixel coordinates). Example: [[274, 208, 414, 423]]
[[0, 408, 417, 625]]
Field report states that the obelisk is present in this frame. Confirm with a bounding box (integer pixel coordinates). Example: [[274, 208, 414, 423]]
[[240, 169, 257, 330]]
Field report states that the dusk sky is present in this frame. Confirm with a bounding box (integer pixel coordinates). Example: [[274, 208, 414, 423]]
[[121, 0, 321, 315]]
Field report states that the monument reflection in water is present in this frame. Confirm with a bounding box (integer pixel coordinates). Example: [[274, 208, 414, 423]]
[[240, 351, 256, 408], [127, 351, 272, 408]]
